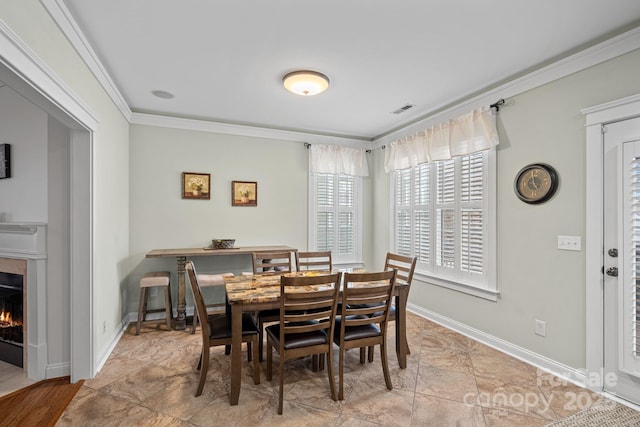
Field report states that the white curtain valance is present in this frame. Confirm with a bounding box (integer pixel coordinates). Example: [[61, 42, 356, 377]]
[[309, 144, 369, 177], [384, 106, 499, 172]]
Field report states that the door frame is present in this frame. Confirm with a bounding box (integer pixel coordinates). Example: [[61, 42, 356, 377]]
[[584, 93, 640, 392], [0, 21, 97, 381]]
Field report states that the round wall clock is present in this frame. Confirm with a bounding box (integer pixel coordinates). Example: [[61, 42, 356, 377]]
[[514, 163, 558, 204]]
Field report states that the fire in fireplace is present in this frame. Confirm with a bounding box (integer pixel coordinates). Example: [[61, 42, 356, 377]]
[[0, 272, 23, 367]]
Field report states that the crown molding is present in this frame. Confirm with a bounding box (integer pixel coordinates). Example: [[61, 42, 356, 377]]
[[373, 25, 640, 149], [130, 112, 371, 149], [41, 0, 131, 122]]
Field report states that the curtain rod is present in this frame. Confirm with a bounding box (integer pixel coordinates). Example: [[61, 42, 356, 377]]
[[304, 142, 372, 153], [490, 98, 505, 111]]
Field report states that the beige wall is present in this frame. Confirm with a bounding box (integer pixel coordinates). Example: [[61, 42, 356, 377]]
[[371, 49, 640, 369]]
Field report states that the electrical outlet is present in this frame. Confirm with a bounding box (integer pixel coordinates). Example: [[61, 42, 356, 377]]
[[535, 319, 546, 337], [558, 235, 582, 251]]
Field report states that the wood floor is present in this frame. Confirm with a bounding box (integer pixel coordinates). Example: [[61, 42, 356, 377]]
[[0, 376, 84, 427]]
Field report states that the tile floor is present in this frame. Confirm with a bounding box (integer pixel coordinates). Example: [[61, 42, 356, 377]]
[[0, 359, 35, 397], [47, 313, 618, 426]]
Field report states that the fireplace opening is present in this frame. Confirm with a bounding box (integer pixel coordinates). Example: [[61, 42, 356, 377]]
[[0, 272, 23, 368]]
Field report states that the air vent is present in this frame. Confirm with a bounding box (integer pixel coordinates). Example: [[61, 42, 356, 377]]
[[392, 104, 415, 114]]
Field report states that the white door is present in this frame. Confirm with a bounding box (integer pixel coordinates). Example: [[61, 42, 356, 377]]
[[603, 116, 640, 404]]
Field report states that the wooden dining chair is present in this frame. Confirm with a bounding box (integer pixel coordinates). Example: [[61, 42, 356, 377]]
[[253, 251, 294, 361], [186, 261, 260, 397], [334, 270, 397, 400], [295, 250, 332, 272], [265, 272, 341, 414], [366, 253, 417, 362]]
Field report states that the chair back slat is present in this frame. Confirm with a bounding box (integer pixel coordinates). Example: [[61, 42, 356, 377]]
[[295, 251, 332, 272], [384, 253, 417, 286], [341, 270, 396, 329], [280, 273, 341, 338], [252, 251, 293, 274], [186, 261, 210, 340]]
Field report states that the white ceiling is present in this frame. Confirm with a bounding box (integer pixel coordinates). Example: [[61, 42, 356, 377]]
[[62, 1, 640, 141]]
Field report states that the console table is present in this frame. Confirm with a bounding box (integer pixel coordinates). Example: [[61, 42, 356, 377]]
[[145, 245, 297, 330]]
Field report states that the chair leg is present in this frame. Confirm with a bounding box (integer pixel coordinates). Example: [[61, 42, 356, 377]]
[[247, 341, 252, 362], [278, 353, 285, 414], [191, 307, 198, 334], [225, 344, 231, 355], [327, 347, 337, 401], [380, 337, 393, 391], [338, 347, 345, 401], [196, 350, 203, 370], [164, 286, 172, 330], [359, 347, 366, 364], [252, 336, 260, 385], [196, 345, 209, 396], [266, 336, 273, 381], [258, 318, 265, 362], [312, 354, 318, 372], [368, 345, 374, 362], [135, 288, 147, 335]]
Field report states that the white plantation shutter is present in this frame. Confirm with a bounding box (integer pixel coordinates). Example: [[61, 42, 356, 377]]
[[460, 153, 484, 275], [633, 157, 640, 356], [436, 160, 455, 270], [392, 151, 493, 292], [310, 173, 362, 264]]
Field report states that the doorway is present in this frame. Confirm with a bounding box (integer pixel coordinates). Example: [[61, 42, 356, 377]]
[[585, 94, 640, 406]]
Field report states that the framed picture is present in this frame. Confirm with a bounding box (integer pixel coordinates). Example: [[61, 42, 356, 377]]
[[232, 181, 257, 206], [182, 172, 210, 200], [0, 144, 10, 179]]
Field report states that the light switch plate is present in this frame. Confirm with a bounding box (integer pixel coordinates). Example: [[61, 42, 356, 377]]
[[558, 235, 582, 251]]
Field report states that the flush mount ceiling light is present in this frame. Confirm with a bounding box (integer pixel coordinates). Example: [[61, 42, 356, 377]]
[[282, 70, 330, 96], [151, 90, 174, 99]]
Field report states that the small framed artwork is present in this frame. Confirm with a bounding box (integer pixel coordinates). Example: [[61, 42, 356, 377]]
[[0, 144, 10, 179], [182, 172, 210, 200], [232, 181, 257, 206]]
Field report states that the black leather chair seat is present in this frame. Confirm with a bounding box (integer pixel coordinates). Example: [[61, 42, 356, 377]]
[[333, 316, 381, 342], [208, 312, 258, 340], [266, 322, 328, 350]]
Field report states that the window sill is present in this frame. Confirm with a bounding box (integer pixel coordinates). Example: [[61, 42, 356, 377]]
[[414, 271, 499, 301]]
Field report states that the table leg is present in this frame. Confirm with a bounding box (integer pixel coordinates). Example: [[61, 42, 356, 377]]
[[175, 256, 187, 330], [230, 302, 242, 405], [395, 292, 407, 369]]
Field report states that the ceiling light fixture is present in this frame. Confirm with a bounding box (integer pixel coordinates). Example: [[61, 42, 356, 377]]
[[151, 90, 175, 99], [282, 70, 330, 96]]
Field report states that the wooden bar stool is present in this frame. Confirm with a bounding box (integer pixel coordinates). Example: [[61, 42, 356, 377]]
[[136, 271, 173, 334]]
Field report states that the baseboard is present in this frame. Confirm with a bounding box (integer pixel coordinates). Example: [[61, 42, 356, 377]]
[[45, 362, 70, 379], [407, 303, 587, 388], [94, 316, 129, 375]]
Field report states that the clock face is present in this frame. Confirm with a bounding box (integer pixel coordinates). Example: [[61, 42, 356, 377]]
[[514, 163, 558, 204]]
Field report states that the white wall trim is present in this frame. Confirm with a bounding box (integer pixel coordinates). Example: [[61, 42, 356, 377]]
[[0, 19, 98, 131], [46, 362, 70, 378], [408, 303, 587, 387], [95, 316, 129, 374], [40, 0, 131, 122], [130, 112, 371, 148], [373, 26, 640, 148]]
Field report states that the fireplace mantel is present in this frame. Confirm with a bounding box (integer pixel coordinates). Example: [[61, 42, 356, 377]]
[[0, 221, 48, 380], [0, 222, 46, 259]]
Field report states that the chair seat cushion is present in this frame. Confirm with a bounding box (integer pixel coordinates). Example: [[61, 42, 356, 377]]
[[333, 316, 381, 342], [208, 313, 258, 340], [140, 271, 170, 288], [266, 322, 328, 349]]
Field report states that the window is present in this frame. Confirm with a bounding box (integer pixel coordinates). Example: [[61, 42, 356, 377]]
[[391, 151, 496, 299], [310, 173, 362, 264]]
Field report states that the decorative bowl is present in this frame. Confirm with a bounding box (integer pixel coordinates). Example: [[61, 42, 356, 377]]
[[212, 239, 235, 249]]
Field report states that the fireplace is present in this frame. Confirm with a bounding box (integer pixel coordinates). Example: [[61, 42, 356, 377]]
[[0, 271, 23, 367], [0, 222, 46, 379]]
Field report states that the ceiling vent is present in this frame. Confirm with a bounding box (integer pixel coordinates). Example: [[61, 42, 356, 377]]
[[392, 104, 415, 114]]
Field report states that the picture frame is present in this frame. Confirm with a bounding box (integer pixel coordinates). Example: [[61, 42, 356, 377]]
[[0, 144, 10, 179], [232, 181, 257, 206], [182, 172, 210, 200]]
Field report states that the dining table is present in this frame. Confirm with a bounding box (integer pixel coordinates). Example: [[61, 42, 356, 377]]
[[224, 269, 410, 405], [145, 245, 297, 330]]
